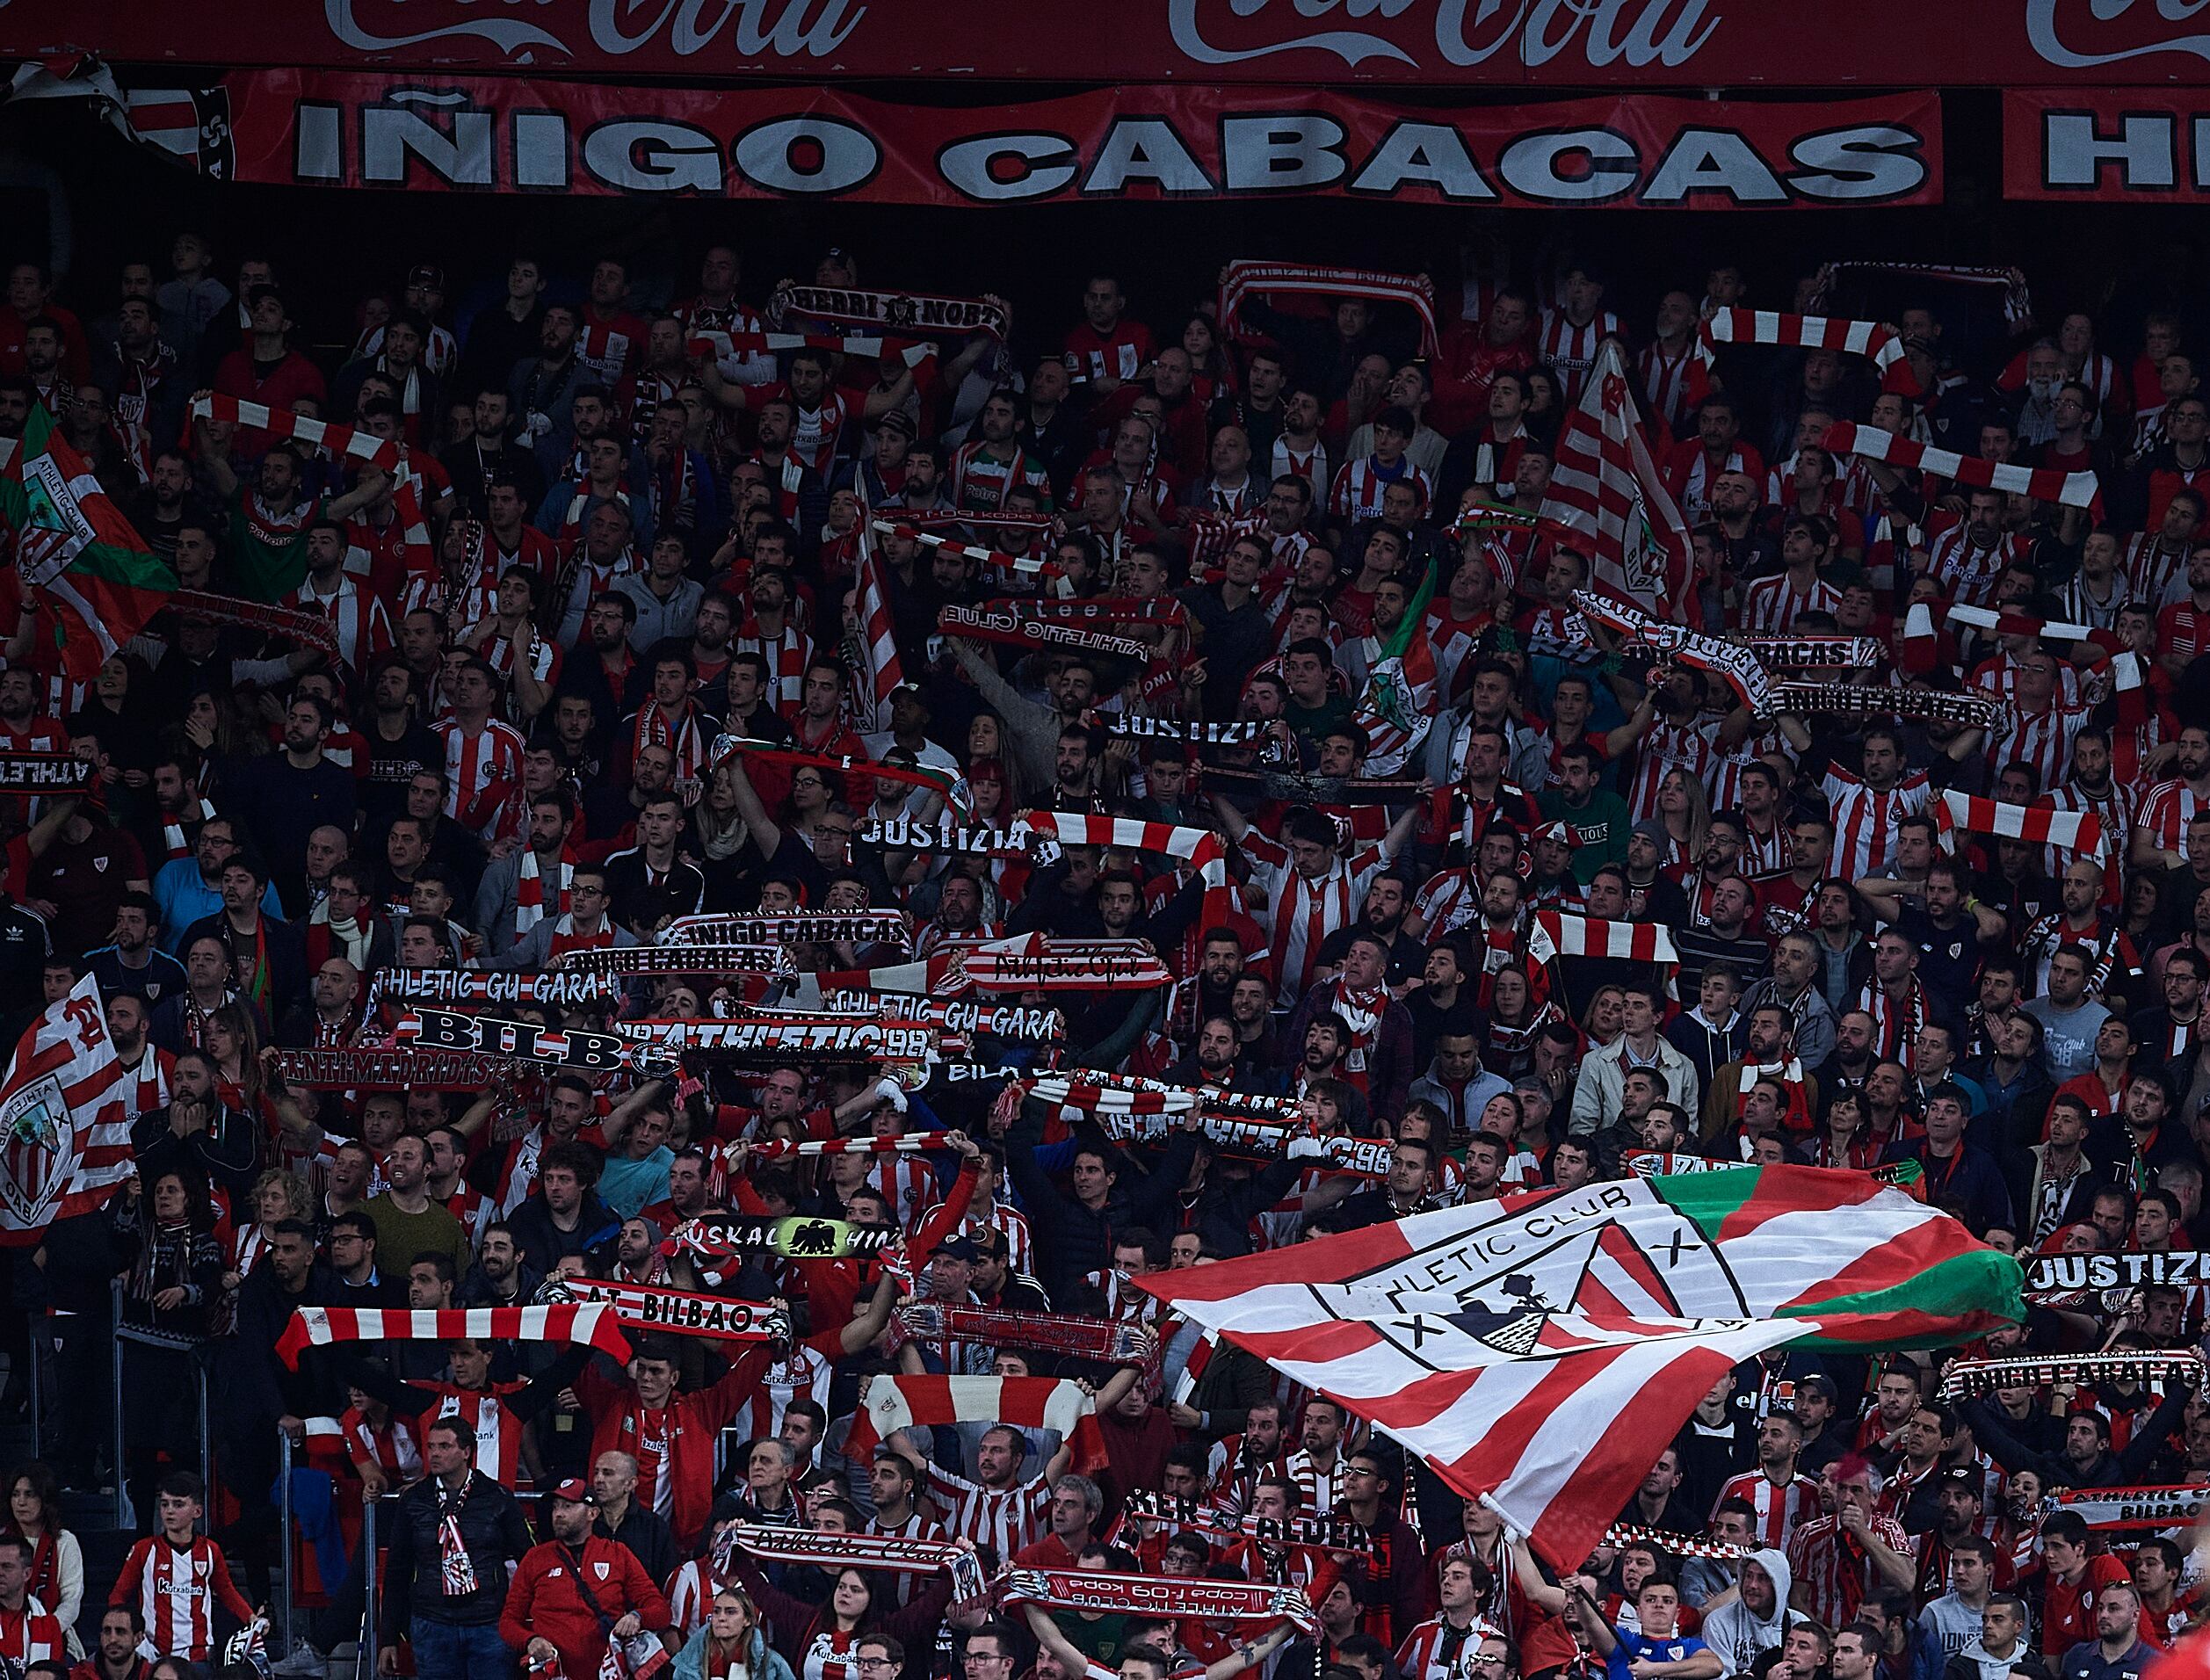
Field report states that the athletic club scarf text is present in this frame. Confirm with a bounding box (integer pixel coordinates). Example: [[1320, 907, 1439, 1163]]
[[368, 968, 623, 1010], [0, 751, 91, 791], [938, 603, 1149, 663], [1937, 1351, 2203, 1401], [719, 1527, 988, 1608], [274, 1303, 633, 1368], [1219, 260, 1438, 357], [269, 1045, 546, 1090], [394, 1009, 678, 1076], [1001, 1568, 1314, 1632], [555, 1278, 792, 1344], [1823, 422, 2103, 513]]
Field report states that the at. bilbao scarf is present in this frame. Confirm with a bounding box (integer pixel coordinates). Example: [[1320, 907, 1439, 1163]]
[[844, 1374, 1105, 1472], [1814, 262, 2032, 329], [1772, 680, 2004, 733], [895, 1300, 1157, 1365], [1120, 1490, 1373, 1553], [1219, 258, 1438, 357], [718, 1526, 987, 1611], [394, 1008, 678, 1077], [1699, 308, 1918, 395], [514, 845, 575, 938], [1001, 1567, 1314, 1633], [871, 520, 1063, 586], [768, 282, 1007, 341], [1934, 789, 2105, 858], [170, 590, 344, 663], [1574, 590, 1773, 714], [2048, 1487, 2206, 1532], [274, 1303, 632, 1368], [1936, 1351, 2201, 1401], [631, 698, 712, 780], [712, 735, 960, 807], [269, 1044, 543, 1092], [368, 967, 622, 1010], [1822, 421, 2102, 512], [663, 909, 910, 949], [663, 1214, 899, 1264], [554, 1278, 791, 1344], [938, 602, 1148, 662], [0, 751, 91, 792]]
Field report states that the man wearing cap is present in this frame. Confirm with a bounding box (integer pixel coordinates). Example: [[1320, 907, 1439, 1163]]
[[499, 1479, 671, 1680]]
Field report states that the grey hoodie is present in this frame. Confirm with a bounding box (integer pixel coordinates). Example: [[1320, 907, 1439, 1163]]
[[1699, 1547, 1795, 1677]]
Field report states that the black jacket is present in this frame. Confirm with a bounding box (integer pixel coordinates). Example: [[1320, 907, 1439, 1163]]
[[382, 1470, 534, 1635], [1963, 1384, 2191, 1488], [1005, 1114, 1198, 1295]]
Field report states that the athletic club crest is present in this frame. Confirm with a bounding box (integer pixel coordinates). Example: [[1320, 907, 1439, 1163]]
[[0, 1072, 76, 1229]]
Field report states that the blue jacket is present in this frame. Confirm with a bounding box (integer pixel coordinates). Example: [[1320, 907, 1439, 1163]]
[[675, 1621, 796, 1680]]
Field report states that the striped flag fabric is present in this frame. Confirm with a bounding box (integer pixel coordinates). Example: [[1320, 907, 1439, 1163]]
[[1528, 912, 1678, 965], [1352, 554, 1439, 775], [1933, 790, 2105, 858], [0, 974, 136, 1247], [844, 1374, 1105, 1471], [1822, 422, 2103, 514], [274, 1303, 633, 1368], [851, 533, 905, 730], [1946, 603, 2098, 643], [1699, 308, 1919, 395], [0, 406, 176, 678], [1540, 340, 1696, 625], [1138, 1165, 2020, 1568]]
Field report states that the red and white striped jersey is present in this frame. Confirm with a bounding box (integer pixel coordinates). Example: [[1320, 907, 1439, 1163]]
[[1240, 832, 1388, 1006], [1714, 1468, 1822, 1548], [1822, 764, 1932, 880], [444, 1184, 494, 1247], [1705, 723, 1797, 815], [291, 574, 394, 675], [1626, 717, 1724, 824], [1329, 454, 1432, 525], [924, 1464, 1052, 1557], [1786, 1512, 1916, 1629], [666, 1557, 735, 1640], [1395, 1616, 1490, 1680], [764, 383, 862, 476], [1537, 308, 1623, 402], [735, 620, 815, 716], [865, 1154, 939, 1231], [723, 1342, 833, 1444], [424, 1381, 532, 1485], [1925, 525, 2029, 608], [2159, 598, 2210, 667], [432, 716, 527, 840], [1271, 436, 1330, 496], [918, 1198, 1033, 1278], [1988, 698, 2090, 791], [113, 1534, 255, 1661], [2044, 779, 2138, 899], [1735, 573, 1841, 634], [950, 440, 1052, 511], [1637, 340, 1702, 432], [0, 1603, 66, 1669], [2127, 533, 2193, 606], [2138, 776, 2210, 857]]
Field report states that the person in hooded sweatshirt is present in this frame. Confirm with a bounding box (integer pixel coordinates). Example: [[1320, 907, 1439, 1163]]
[[1700, 1547, 1800, 1678]]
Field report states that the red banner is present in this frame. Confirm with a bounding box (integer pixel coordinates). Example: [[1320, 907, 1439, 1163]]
[[190, 72, 1941, 208], [11, 1, 2210, 87], [2004, 88, 2210, 200]]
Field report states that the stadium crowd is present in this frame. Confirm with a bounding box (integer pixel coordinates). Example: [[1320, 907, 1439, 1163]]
[[0, 230, 2206, 1680]]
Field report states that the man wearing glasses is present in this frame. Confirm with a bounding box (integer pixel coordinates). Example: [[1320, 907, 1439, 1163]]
[[486, 863, 637, 969]]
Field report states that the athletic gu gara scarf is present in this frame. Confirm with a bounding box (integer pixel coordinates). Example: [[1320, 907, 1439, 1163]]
[[514, 846, 576, 938]]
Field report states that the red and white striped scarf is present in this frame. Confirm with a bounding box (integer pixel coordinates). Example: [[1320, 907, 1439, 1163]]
[[514, 845, 575, 938], [1933, 790, 2105, 858], [273, 1303, 632, 1367], [1823, 422, 2103, 513], [1527, 912, 1679, 965], [1699, 308, 1918, 395], [161, 798, 215, 863], [1220, 260, 1439, 355], [189, 394, 402, 470], [843, 1374, 1104, 1469]]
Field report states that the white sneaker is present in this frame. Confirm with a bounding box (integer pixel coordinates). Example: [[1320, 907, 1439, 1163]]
[[271, 1642, 328, 1677]]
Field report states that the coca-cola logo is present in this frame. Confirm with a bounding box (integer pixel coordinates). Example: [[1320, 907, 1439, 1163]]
[[324, 0, 866, 62], [1165, 0, 1721, 70], [2025, 0, 2210, 66]]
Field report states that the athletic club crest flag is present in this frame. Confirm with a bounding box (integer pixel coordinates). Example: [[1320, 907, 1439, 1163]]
[[1138, 1165, 2021, 1571], [1540, 338, 1695, 625], [0, 973, 135, 1245]]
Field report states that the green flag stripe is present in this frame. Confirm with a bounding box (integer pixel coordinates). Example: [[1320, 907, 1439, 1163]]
[[69, 541, 173, 590], [1774, 1250, 2026, 1344], [1651, 1167, 1763, 1240]]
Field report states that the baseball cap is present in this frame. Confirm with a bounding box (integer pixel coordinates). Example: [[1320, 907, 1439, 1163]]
[[548, 1479, 596, 1507], [407, 264, 446, 291], [937, 1235, 985, 1263]]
